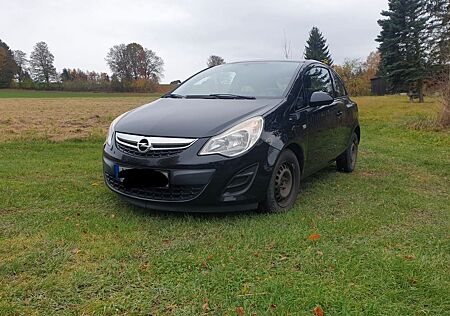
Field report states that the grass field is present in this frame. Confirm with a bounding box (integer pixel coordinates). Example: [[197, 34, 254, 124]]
[[0, 89, 162, 99], [0, 93, 449, 315]]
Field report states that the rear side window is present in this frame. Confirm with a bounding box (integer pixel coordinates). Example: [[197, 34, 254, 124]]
[[331, 71, 347, 97], [304, 67, 334, 100]]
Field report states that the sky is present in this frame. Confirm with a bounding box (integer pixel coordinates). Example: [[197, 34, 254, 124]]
[[1, 0, 388, 83]]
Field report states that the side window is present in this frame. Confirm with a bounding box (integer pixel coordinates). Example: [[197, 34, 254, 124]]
[[304, 67, 334, 101], [331, 71, 347, 97]]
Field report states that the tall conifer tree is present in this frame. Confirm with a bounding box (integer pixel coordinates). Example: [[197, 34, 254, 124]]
[[376, 0, 428, 102], [304, 27, 333, 66]]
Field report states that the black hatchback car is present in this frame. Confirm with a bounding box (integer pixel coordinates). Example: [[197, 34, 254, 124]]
[[103, 60, 360, 212]]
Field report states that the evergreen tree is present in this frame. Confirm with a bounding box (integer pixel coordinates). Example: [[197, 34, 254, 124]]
[[304, 27, 333, 65], [425, 0, 450, 68], [376, 0, 428, 102]]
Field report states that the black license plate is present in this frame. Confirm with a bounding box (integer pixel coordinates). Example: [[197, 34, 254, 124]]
[[114, 165, 169, 188]]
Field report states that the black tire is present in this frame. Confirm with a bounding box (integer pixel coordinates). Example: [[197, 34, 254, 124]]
[[336, 132, 359, 173], [260, 149, 300, 212]]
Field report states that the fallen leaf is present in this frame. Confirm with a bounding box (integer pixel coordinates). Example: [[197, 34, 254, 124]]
[[317, 250, 324, 256], [207, 254, 213, 260], [110, 214, 116, 218], [242, 283, 250, 295], [404, 254, 416, 260], [279, 255, 288, 261], [91, 182, 99, 186], [266, 241, 276, 250], [313, 305, 324, 316], [71, 248, 80, 255], [408, 277, 418, 285], [308, 233, 321, 241], [202, 298, 209, 312], [236, 306, 245, 316], [271, 303, 277, 309]]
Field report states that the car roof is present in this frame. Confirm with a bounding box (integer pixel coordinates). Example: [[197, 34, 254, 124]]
[[223, 59, 328, 69]]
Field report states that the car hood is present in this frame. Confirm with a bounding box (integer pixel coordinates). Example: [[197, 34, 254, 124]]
[[115, 97, 282, 138]]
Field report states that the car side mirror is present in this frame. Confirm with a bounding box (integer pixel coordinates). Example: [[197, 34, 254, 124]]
[[309, 91, 334, 107]]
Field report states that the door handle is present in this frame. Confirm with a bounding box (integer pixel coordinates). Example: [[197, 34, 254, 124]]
[[336, 110, 343, 117]]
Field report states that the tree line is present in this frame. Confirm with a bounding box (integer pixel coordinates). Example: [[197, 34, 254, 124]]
[[0, 41, 167, 92]]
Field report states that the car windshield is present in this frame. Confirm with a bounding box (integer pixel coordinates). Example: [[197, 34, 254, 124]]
[[171, 61, 301, 99]]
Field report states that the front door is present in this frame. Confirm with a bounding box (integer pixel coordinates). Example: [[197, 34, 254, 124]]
[[303, 66, 339, 171]]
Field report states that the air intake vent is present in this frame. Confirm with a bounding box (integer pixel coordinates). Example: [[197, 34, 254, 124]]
[[222, 164, 258, 197]]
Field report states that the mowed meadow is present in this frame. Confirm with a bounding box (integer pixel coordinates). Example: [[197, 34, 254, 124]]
[[0, 91, 449, 315]]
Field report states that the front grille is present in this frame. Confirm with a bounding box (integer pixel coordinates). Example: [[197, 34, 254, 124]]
[[105, 173, 204, 201], [117, 142, 183, 158], [115, 132, 197, 159]]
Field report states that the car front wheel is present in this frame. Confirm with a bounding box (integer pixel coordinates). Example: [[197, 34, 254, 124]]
[[260, 149, 300, 212]]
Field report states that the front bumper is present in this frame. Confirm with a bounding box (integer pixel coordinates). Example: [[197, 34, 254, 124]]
[[103, 136, 280, 212]]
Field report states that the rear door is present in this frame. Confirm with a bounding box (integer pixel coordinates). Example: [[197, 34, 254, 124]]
[[330, 69, 354, 155]]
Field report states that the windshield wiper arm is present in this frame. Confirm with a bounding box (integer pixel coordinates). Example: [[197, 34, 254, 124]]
[[208, 94, 256, 100], [162, 93, 184, 98], [184, 94, 217, 99]]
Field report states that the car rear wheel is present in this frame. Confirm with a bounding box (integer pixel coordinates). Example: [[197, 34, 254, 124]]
[[336, 132, 359, 172], [260, 149, 300, 212]]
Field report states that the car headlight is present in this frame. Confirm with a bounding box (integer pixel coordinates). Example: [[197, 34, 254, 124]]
[[199, 116, 264, 157], [105, 112, 128, 147]]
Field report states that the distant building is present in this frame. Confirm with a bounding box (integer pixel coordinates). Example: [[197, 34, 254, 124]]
[[170, 80, 181, 85], [370, 77, 387, 96]]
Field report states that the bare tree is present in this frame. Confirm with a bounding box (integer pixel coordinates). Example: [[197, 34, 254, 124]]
[[106, 44, 129, 80], [30, 42, 57, 84], [106, 43, 164, 82], [143, 48, 164, 82], [207, 55, 225, 67], [13, 50, 28, 83], [282, 30, 291, 59]]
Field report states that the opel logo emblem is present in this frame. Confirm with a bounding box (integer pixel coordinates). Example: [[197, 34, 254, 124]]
[[137, 138, 151, 153]]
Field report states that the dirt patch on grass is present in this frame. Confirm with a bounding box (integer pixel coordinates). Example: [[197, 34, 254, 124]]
[[0, 97, 155, 142]]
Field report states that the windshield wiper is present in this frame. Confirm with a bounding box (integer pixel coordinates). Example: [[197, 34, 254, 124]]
[[183, 94, 256, 100], [162, 93, 184, 98], [208, 94, 256, 100], [185, 94, 217, 99]]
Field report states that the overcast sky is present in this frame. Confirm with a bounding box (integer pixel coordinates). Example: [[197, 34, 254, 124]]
[[1, 0, 388, 83]]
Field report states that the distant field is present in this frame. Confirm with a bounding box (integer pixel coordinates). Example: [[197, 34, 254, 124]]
[[0, 89, 162, 99], [0, 96, 157, 142], [0, 95, 449, 314]]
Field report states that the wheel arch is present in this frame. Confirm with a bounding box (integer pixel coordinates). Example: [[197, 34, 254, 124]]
[[284, 143, 305, 174]]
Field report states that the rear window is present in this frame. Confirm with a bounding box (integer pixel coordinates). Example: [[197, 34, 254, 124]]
[[331, 70, 347, 97]]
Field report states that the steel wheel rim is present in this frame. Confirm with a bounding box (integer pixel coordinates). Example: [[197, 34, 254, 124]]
[[274, 162, 294, 206]]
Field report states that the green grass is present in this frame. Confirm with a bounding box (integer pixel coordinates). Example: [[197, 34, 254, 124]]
[[0, 89, 162, 98], [0, 96, 449, 315]]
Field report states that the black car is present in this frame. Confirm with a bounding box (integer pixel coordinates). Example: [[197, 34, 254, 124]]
[[103, 60, 360, 212]]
